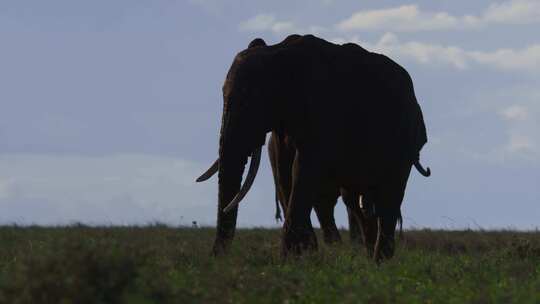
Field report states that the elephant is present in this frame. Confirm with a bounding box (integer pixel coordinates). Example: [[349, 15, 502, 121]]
[[268, 131, 363, 245], [196, 34, 430, 261], [268, 131, 408, 258]]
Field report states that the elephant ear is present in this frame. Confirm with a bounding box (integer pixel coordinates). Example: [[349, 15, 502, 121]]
[[248, 38, 267, 48]]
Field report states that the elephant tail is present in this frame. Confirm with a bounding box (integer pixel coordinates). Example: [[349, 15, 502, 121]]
[[274, 190, 283, 222], [413, 158, 431, 177], [410, 96, 430, 177], [397, 211, 403, 240]]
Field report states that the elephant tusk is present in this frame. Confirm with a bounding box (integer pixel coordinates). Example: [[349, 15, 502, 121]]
[[196, 159, 219, 182], [413, 160, 431, 177], [223, 147, 262, 213]]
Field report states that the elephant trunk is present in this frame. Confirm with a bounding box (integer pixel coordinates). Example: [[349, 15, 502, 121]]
[[212, 150, 246, 255], [212, 105, 248, 255], [223, 148, 261, 213], [212, 97, 264, 254]]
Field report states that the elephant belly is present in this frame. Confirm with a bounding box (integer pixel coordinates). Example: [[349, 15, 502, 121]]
[[332, 147, 407, 191]]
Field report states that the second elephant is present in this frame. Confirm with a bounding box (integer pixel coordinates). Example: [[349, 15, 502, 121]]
[[268, 131, 363, 245]]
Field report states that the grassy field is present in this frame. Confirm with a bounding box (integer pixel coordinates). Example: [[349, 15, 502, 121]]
[[0, 226, 539, 303]]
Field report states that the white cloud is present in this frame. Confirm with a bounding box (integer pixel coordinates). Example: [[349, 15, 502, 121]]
[[337, 1, 540, 32], [321, 0, 336, 5], [498, 91, 540, 158], [335, 33, 540, 72], [188, 0, 224, 15], [271, 21, 296, 34], [506, 134, 535, 153], [0, 154, 217, 225], [337, 5, 459, 32], [239, 14, 327, 36], [0, 153, 281, 227], [0, 179, 13, 200], [371, 33, 469, 69], [240, 1, 540, 35], [469, 45, 540, 71], [499, 105, 529, 121], [239, 14, 300, 35], [483, 0, 540, 24], [466, 86, 540, 163], [239, 14, 276, 32]]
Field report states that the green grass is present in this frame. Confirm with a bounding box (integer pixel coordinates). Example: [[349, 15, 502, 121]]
[[0, 226, 539, 303]]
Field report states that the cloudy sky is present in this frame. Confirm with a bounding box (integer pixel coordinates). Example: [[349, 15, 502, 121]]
[[1, 0, 538, 229]]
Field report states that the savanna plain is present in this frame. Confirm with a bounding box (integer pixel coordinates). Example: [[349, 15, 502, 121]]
[[0, 226, 539, 303]]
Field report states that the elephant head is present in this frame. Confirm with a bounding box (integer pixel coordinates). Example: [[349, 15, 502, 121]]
[[198, 37, 293, 254]]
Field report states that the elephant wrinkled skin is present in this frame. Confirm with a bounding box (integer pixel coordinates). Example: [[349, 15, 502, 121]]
[[197, 34, 430, 261]]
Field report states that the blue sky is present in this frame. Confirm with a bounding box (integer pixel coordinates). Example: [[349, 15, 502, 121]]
[[0, 0, 538, 229]]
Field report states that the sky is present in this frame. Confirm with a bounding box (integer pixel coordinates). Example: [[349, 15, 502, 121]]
[[0, 0, 539, 229]]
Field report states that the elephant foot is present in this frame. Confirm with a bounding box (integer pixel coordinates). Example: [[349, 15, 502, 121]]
[[211, 237, 232, 256], [373, 238, 395, 263], [324, 235, 342, 245], [365, 242, 375, 258], [281, 227, 318, 258], [349, 229, 363, 246], [322, 228, 342, 245]]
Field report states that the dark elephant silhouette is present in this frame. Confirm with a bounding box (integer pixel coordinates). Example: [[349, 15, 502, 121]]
[[268, 130, 409, 258], [268, 131, 364, 245], [197, 34, 430, 261]]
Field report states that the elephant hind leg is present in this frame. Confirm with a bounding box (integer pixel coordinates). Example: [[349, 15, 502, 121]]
[[346, 205, 362, 245], [341, 191, 362, 245], [268, 132, 294, 220], [342, 189, 378, 257], [372, 166, 411, 262], [313, 195, 342, 245]]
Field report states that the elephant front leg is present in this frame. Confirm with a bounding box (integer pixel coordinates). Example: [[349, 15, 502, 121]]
[[281, 155, 320, 257]]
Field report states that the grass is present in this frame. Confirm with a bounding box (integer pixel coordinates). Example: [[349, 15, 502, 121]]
[[0, 225, 539, 303]]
